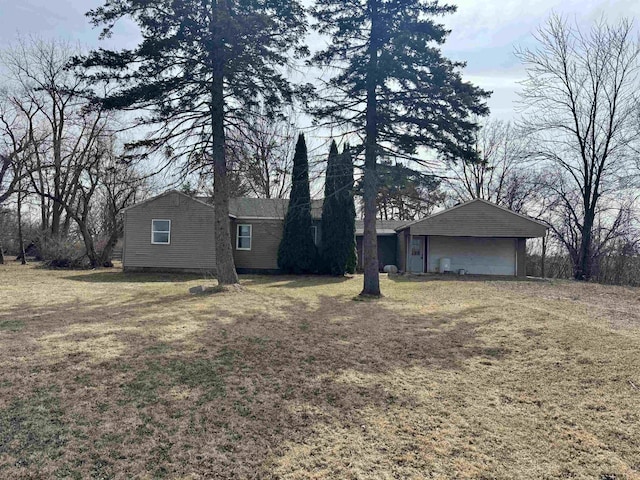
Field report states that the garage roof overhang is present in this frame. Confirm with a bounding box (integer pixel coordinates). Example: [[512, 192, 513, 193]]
[[397, 198, 548, 238]]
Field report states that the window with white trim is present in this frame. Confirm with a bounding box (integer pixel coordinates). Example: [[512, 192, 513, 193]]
[[151, 219, 171, 244], [236, 224, 252, 250]]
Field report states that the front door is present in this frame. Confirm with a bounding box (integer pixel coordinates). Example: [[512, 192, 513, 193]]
[[408, 236, 424, 273]]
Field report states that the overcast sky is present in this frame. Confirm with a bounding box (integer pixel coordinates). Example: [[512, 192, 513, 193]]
[[1, 0, 639, 122]]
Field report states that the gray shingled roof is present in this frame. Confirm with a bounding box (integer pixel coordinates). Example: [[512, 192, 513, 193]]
[[199, 197, 323, 219], [230, 198, 323, 219], [355, 219, 409, 236]]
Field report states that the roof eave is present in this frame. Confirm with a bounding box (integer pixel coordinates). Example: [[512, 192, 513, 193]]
[[122, 189, 217, 213]]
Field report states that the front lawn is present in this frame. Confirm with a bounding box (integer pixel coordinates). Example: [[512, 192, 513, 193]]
[[1, 264, 639, 478]]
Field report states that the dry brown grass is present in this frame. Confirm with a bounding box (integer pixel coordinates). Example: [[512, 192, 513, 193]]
[[1, 264, 640, 479]]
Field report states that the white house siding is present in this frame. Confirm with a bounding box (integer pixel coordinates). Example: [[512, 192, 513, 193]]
[[427, 236, 517, 276]]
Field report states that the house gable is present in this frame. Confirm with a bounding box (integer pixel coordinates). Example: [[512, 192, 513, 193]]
[[123, 191, 217, 272], [124, 189, 220, 215]]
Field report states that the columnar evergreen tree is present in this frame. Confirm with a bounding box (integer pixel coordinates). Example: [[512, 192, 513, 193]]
[[319, 140, 340, 273], [320, 141, 356, 275], [312, 0, 489, 296], [278, 134, 317, 273], [77, 0, 309, 285]]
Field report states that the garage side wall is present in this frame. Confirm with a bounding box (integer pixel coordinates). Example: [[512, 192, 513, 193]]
[[517, 238, 526, 277], [397, 230, 407, 272]]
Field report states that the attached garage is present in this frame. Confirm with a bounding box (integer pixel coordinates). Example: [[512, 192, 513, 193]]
[[396, 199, 547, 277], [428, 237, 517, 276]]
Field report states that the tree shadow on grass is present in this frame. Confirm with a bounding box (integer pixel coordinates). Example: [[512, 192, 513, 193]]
[[63, 271, 356, 287], [0, 286, 507, 478], [0, 291, 194, 341], [62, 270, 205, 283], [388, 273, 546, 284], [241, 274, 356, 288]]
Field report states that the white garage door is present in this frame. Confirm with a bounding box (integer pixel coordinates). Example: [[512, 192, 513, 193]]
[[428, 237, 516, 276]]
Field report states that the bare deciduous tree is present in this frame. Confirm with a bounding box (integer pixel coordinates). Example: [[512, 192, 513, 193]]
[[1, 38, 145, 267], [0, 91, 34, 205], [517, 15, 640, 280], [229, 112, 296, 199], [0, 88, 35, 265], [92, 148, 147, 266], [448, 119, 536, 213], [187, 111, 297, 199], [372, 160, 445, 221], [1, 38, 116, 240]]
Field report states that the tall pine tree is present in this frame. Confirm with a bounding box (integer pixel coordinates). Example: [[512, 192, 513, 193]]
[[278, 134, 317, 273], [342, 144, 357, 274], [312, 0, 489, 296], [320, 141, 356, 275], [77, 0, 309, 285]]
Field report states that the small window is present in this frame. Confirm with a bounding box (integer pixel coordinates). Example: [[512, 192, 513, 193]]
[[236, 224, 252, 250], [151, 219, 171, 244], [311, 226, 318, 246]]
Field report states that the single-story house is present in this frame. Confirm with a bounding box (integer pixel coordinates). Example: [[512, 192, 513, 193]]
[[122, 190, 546, 277]]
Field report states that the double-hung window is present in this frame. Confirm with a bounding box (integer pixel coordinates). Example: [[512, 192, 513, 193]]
[[151, 219, 171, 244], [236, 224, 252, 250]]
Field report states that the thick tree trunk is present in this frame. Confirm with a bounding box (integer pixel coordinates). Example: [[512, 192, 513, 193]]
[[98, 229, 119, 266], [51, 123, 63, 238], [61, 214, 73, 239], [361, 149, 380, 295], [0, 169, 6, 264], [51, 204, 63, 238], [210, 16, 239, 286], [360, 0, 381, 297], [59, 201, 100, 268], [37, 170, 49, 257], [37, 161, 48, 232], [541, 234, 546, 278], [574, 211, 594, 281], [79, 220, 100, 268], [17, 189, 26, 265]]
